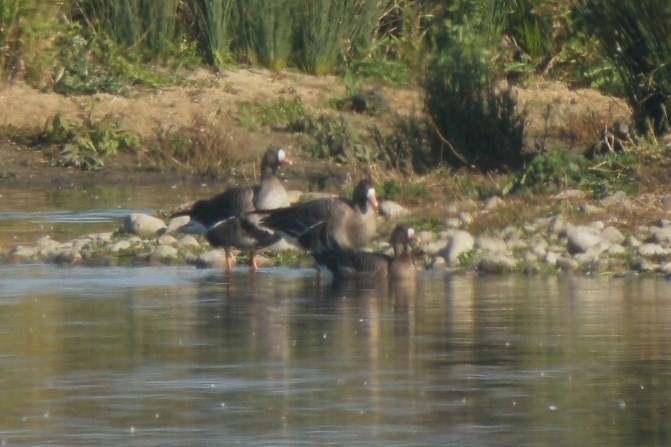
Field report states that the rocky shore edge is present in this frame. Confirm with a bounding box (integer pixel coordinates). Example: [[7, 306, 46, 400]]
[[4, 188, 671, 277]]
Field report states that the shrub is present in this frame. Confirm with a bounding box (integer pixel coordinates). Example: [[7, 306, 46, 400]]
[[424, 0, 526, 171]]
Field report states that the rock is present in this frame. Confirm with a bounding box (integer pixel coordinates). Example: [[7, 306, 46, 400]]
[[580, 204, 604, 215], [567, 226, 603, 254], [123, 213, 166, 237], [110, 240, 132, 253], [475, 236, 508, 255], [10, 245, 36, 262], [165, 215, 191, 234], [607, 244, 626, 256], [478, 255, 517, 274], [623, 235, 641, 248], [429, 256, 447, 270], [600, 226, 625, 244], [661, 195, 671, 213], [177, 235, 201, 250], [544, 251, 559, 266], [444, 217, 461, 229], [459, 212, 474, 225], [555, 189, 586, 200], [418, 230, 435, 243], [661, 262, 671, 275], [548, 215, 568, 236], [530, 239, 549, 258], [600, 191, 632, 210], [157, 234, 178, 246], [196, 250, 229, 269], [648, 226, 671, 244], [150, 245, 179, 263], [638, 243, 668, 257], [483, 196, 504, 211], [53, 249, 81, 265], [443, 230, 474, 266], [556, 257, 579, 271], [300, 192, 336, 201], [379, 200, 410, 219]]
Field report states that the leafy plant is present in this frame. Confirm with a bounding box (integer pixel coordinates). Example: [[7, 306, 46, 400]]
[[298, 114, 371, 164], [36, 113, 140, 171], [503, 150, 639, 196]]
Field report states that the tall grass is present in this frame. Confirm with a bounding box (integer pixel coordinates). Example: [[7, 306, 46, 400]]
[[193, 0, 235, 68], [236, 0, 295, 70], [0, 0, 36, 80], [297, 0, 390, 75], [579, 0, 671, 134], [78, 0, 179, 59]]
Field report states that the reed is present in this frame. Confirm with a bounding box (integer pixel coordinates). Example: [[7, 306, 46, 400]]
[[192, 0, 235, 68], [78, 0, 179, 59], [580, 0, 671, 134], [297, 0, 390, 75], [0, 0, 36, 79], [236, 0, 295, 70]]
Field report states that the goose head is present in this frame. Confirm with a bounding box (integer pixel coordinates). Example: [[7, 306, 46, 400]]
[[352, 179, 379, 212]]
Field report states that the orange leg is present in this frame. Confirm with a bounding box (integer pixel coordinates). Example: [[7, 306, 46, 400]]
[[250, 251, 259, 272], [225, 251, 234, 272]]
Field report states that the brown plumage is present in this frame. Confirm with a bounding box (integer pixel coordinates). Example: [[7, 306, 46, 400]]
[[171, 147, 292, 271], [257, 179, 379, 256], [316, 224, 418, 282]]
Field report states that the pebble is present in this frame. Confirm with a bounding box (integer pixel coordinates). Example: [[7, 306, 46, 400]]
[[123, 213, 167, 237], [443, 230, 474, 266]]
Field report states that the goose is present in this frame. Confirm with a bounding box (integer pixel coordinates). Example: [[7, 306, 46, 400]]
[[257, 179, 379, 255], [171, 147, 292, 271], [315, 224, 418, 281]]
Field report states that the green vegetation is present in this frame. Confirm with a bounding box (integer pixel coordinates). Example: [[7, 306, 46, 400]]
[[579, 0, 671, 134], [2, 0, 671, 194]]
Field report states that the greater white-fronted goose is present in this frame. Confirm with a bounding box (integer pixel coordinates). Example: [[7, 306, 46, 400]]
[[316, 224, 418, 281], [171, 147, 292, 270], [257, 179, 379, 255]]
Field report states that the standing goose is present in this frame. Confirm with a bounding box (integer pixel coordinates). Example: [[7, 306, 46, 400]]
[[317, 224, 418, 281], [171, 147, 292, 271], [257, 179, 379, 256]]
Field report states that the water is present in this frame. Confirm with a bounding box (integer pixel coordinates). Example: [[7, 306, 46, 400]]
[[0, 266, 670, 446], [1, 185, 671, 446]]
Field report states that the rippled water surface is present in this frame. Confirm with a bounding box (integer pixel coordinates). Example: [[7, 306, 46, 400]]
[[0, 266, 670, 446], [2, 185, 671, 446]]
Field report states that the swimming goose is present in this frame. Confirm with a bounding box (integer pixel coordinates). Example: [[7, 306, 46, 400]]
[[257, 179, 379, 255], [316, 224, 418, 281], [171, 147, 292, 270]]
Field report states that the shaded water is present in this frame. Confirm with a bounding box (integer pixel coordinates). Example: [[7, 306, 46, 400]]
[[2, 185, 671, 446], [0, 266, 670, 446]]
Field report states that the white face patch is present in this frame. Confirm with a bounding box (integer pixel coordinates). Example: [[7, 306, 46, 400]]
[[277, 149, 286, 162], [407, 228, 415, 238], [367, 187, 376, 199]]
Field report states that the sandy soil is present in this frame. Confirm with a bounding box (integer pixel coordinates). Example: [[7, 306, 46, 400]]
[[0, 67, 630, 187]]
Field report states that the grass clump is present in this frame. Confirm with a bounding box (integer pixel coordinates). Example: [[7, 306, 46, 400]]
[[237, 0, 294, 70], [236, 97, 308, 131], [503, 151, 640, 197], [579, 0, 671, 135], [192, 0, 236, 68]]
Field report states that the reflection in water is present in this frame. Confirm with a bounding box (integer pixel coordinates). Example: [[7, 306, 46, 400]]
[[0, 265, 670, 446]]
